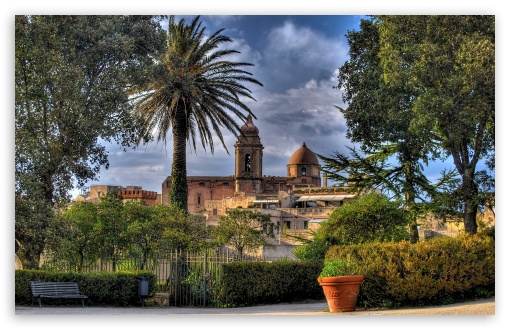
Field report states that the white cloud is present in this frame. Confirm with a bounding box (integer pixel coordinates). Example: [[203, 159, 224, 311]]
[[82, 17, 353, 194]]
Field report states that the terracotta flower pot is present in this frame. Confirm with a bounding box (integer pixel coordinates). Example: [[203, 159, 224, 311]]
[[317, 275, 364, 312]]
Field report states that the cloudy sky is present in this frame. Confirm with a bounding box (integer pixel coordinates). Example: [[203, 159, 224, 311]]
[[81, 15, 366, 195], [70, 12, 499, 197], [6, 1, 503, 200]]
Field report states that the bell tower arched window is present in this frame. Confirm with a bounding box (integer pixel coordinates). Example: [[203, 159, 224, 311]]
[[245, 154, 251, 172]]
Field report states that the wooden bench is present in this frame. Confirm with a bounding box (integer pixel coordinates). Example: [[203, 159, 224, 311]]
[[29, 281, 88, 307]]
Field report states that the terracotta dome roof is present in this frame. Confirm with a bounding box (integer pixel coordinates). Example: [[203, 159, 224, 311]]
[[240, 115, 259, 135], [289, 142, 319, 165]]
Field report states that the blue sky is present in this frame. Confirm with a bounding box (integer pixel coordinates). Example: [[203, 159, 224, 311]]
[[6, 2, 502, 200], [75, 13, 493, 198], [85, 15, 369, 195]]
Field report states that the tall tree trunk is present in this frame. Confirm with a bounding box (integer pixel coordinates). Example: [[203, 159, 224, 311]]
[[462, 175, 479, 234], [170, 105, 188, 212], [452, 153, 480, 235], [404, 184, 419, 243]]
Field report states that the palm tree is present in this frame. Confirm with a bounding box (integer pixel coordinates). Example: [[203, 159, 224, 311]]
[[129, 16, 263, 212]]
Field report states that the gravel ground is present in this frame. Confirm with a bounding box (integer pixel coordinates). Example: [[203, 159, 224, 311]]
[[14, 296, 495, 315]]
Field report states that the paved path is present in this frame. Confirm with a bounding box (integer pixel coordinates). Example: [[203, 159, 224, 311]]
[[15, 296, 495, 315]]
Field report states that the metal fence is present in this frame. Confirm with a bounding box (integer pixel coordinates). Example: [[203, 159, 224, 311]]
[[40, 249, 275, 307]]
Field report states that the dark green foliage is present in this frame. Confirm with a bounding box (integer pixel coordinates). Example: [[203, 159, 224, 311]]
[[328, 15, 495, 238], [15, 15, 166, 268], [295, 192, 409, 261], [15, 270, 157, 306], [219, 261, 324, 307], [44, 200, 212, 271], [376, 15, 495, 234], [325, 17, 439, 243]]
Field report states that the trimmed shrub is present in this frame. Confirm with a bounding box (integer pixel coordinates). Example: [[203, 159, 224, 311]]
[[325, 233, 495, 308], [219, 260, 323, 307], [15, 269, 157, 306]]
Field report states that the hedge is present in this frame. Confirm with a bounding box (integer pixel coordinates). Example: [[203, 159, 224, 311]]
[[325, 233, 495, 308], [15, 269, 157, 306]]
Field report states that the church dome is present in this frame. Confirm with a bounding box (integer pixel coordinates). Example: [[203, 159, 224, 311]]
[[289, 142, 319, 165], [240, 115, 259, 135]]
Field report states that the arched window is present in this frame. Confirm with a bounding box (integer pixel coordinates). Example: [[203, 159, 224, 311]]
[[245, 154, 251, 172], [301, 167, 307, 176]]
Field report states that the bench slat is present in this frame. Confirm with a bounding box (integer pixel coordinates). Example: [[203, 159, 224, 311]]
[[30, 281, 88, 307]]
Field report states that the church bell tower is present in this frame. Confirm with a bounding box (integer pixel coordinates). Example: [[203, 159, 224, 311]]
[[235, 115, 263, 193]]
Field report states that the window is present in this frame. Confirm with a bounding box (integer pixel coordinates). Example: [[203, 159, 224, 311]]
[[223, 182, 229, 187], [245, 154, 251, 171], [301, 167, 307, 176], [197, 194, 201, 205], [213, 209, 217, 216], [199, 182, 205, 186], [303, 221, 308, 229], [301, 179, 306, 184], [325, 201, 330, 206], [284, 221, 291, 229]]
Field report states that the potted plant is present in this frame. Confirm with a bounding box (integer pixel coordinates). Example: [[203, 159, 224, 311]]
[[318, 258, 364, 312]]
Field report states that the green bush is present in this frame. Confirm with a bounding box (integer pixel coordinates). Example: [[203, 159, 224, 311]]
[[15, 269, 157, 306], [319, 258, 360, 278], [219, 260, 323, 307], [294, 192, 410, 261], [325, 233, 495, 308]]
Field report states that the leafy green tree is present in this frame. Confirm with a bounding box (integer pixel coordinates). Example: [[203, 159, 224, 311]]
[[376, 15, 495, 234], [46, 202, 99, 271], [320, 18, 454, 243], [292, 236, 330, 262], [322, 16, 494, 238], [295, 192, 409, 261], [129, 16, 263, 211], [15, 15, 166, 267], [15, 195, 51, 269], [94, 193, 129, 271], [152, 204, 211, 251], [122, 200, 156, 269], [212, 209, 274, 260], [44, 199, 211, 271], [322, 192, 410, 245]]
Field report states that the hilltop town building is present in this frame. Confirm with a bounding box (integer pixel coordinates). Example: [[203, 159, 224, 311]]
[[76, 116, 358, 253], [161, 115, 357, 235], [75, 185, 159, 206], [73, 115, 494, 258]]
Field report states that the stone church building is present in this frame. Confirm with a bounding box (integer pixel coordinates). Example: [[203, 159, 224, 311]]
[[77, 115, 357, 253], [161, 115, 356, 234]]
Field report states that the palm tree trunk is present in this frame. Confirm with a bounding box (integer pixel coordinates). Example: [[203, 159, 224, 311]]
[[170, 106, 188, 212]]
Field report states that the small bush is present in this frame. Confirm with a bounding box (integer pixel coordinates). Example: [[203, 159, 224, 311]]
[[319, 259, 360, 278]]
